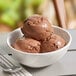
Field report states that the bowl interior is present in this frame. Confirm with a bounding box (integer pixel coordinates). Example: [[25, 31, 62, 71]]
[[54, 27, 70, 44]]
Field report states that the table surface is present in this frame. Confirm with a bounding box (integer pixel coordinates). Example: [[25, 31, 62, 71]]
[[0, 29, 76, 76]]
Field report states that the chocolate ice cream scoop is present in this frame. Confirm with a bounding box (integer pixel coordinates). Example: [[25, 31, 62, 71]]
[[41, 34, 66, 53], [21, 15, 54, 41], [12, 37, 41, 53]]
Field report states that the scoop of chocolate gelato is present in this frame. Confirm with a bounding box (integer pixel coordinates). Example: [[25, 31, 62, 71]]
[[21, 15, 54, 41], [12, 37, 41, 53], [41, 34, 66, 53]]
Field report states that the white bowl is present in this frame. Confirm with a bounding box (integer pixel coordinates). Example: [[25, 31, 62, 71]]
[[7, 26, 72, 68]]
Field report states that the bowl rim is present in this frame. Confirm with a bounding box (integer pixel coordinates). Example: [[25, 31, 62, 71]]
[[7, 26, 72, 55]]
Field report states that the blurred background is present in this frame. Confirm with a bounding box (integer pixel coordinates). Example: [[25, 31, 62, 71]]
[[0, 0, 76, 32]]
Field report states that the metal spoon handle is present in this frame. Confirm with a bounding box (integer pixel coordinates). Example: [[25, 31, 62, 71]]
[[0, 62, 9, 69], [0, 49, 32, 75], [0, 53, 22, 73]]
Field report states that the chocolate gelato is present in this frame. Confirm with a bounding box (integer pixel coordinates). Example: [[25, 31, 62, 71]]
[[21, 15, 54, 41], [12, 37, 41, 53], [12, 14, 66, 53], [41, 34, 66, 53]]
